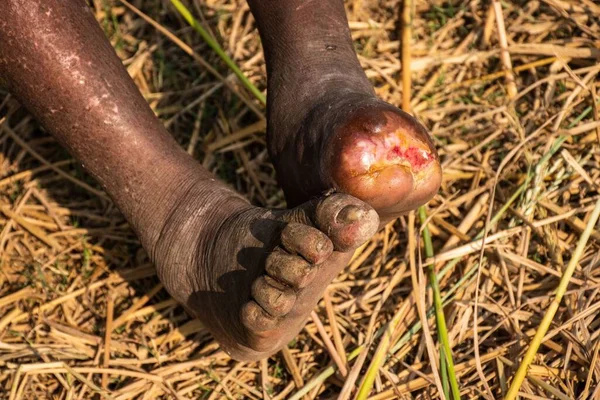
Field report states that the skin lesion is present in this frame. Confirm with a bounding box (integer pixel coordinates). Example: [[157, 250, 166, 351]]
[[343, 132, 436, 180], [356, 162, 411, 179], [388, 145, 435, 171]]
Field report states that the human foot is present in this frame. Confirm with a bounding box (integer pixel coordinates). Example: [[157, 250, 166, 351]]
[[153, 185, 379, 361], [248, 0, 442, 223], [1, 0, 380, 363], [271, 94, 442, 224]]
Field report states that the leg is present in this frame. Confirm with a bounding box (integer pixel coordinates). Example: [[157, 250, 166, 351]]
[[0, 0, 379, 360], [247, 0, 442, 224]]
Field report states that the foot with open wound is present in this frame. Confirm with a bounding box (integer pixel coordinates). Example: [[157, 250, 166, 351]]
[[247, 0, 443, 222], [268, 94, 442, 225]]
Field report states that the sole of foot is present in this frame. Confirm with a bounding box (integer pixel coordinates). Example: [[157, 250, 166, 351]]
[[157, 191, 379, 361]]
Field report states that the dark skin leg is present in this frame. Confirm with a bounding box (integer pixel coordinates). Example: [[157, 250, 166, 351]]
[[0, 1, 380, 361], [247, 0, 442, 224]]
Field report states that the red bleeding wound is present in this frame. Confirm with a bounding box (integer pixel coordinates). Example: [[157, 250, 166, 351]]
[[389, 146, 432, 170]]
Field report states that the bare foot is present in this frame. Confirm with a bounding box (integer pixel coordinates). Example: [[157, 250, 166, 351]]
[[0, 0, 381, 362], [271, 96, 442, 224], [154, 185, 379, 361], [248, 0, 442, 223]]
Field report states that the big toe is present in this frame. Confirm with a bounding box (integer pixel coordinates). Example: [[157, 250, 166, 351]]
[[325, 103, 442, 218], [313, 193, 379, 252]]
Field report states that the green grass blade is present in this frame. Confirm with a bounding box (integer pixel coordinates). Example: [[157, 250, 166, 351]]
[[419, 206, 461, 400], [354, 331, 393, 400], [505, 197, 600, 399], [355, 299, 411, 400], [169, 0, 266, 105], [441, 346, 449, 396]]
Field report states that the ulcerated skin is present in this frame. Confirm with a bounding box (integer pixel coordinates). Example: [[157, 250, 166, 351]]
[[0, 0, 440, 361], [247, 0, 442, 224]]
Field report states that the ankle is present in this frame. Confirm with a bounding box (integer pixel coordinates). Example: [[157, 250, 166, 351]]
[[268, 91, 385, 206], [268, 88, 375, 149]]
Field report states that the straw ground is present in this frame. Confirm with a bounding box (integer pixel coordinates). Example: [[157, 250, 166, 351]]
[[1, 0, 599, 398]]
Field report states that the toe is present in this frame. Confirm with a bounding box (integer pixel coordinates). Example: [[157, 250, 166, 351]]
[[251, 276, 296, 317], [240, 301, 279, 333], [281, 222, 334, 264], [314, 193, 379, 252], [266, 248, 317, 289]]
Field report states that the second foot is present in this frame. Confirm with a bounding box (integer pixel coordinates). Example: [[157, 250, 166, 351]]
[[249, 0, 442, 223], [153, 189, 379, 361]]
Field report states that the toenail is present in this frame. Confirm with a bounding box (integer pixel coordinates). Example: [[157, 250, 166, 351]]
[[264, 275, 288, 291], [336, 205, 364, 224], [266, 250, 316, 289], [241, 302, 278, 332], [315, 239, 325, 253]]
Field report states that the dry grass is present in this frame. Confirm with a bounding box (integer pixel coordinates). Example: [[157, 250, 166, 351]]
[[1, 0, 600, 398]]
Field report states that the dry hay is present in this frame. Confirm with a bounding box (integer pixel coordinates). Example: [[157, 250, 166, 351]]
[[1, 0, 599, 398]]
